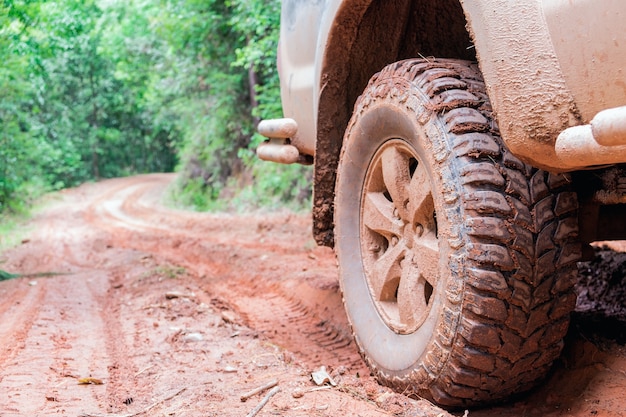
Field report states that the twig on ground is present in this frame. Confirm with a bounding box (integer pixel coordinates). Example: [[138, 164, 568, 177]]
[[245, 386, 280, 417], [79, 387, 186, 417], [134, 364, 155, 377], [240, 379, 279, 402], [308, 385, 332, 393]]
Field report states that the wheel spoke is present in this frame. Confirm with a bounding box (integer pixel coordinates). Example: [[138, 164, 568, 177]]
[[411, 234, 440, 287], [370, 239, 406, 301], [396, 234, 439, 327], [381, 146, 411, 220], [397, 259, 424, 327], [406, 162, 434, 226], [362, 192, 403, 239]]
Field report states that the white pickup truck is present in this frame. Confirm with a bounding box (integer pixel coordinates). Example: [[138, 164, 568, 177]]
[[257, 0, 626, 407]]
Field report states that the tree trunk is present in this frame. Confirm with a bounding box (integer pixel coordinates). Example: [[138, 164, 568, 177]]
[[248, 64, 260, 126]]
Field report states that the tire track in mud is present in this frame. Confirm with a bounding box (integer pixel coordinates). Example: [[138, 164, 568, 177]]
[[96, 261, 160, 412], [214, 283, 369, 374], [85, 174, 370, 376], [87, 174, 310, 256], [0, 183, 158, 416], [0, 273, 113, 415], [0, 282, 46, 380]]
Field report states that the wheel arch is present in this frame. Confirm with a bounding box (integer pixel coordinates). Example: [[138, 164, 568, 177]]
[[313, 0, 476, 247]]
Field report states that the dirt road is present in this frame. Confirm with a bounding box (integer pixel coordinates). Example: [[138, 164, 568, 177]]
[[0, 174, 624, 416]]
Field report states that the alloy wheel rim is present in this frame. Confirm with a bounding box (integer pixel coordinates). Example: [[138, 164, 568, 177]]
[[360, 139, 439, 334]]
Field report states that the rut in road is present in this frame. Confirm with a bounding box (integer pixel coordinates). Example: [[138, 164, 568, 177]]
[[88, 174, 371, 378], [0, 194, 142, 415]]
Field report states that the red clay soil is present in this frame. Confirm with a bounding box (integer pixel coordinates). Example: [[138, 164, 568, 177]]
[[0, 174, 624, 417]]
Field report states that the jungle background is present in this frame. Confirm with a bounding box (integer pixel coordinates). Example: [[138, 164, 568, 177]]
[[0, 0, 310, 217]]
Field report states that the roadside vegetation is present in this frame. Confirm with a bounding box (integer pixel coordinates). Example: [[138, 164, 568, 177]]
[[0, 0, 311, 219]]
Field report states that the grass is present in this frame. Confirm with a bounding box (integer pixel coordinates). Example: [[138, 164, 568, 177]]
[[140, 265, 187, 281], [0, 185, 62, 253], [0, 212, 31, 253]]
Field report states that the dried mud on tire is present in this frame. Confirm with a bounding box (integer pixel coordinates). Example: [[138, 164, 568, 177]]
[[0, 174, 624, 416]]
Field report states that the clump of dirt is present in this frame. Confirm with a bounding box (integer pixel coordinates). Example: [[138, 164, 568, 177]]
[[575, 246, 626, 344]]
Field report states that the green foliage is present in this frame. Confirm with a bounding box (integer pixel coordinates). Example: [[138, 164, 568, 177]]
[[231, 0, 312, 211], [1, 0, 178, 212], [0, 0, 312, 215], [157, 0, 311, 211], [0, 1, 41, 211]]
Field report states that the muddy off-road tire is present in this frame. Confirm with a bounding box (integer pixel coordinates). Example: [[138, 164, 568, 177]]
[[334, 59, 581, 407]]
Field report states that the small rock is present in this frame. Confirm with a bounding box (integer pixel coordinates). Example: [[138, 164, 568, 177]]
[[183, 332, 203, 342], [334, 365, 347, 376], [221, 310, 237, 324], [292, 388, 305, 399]]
